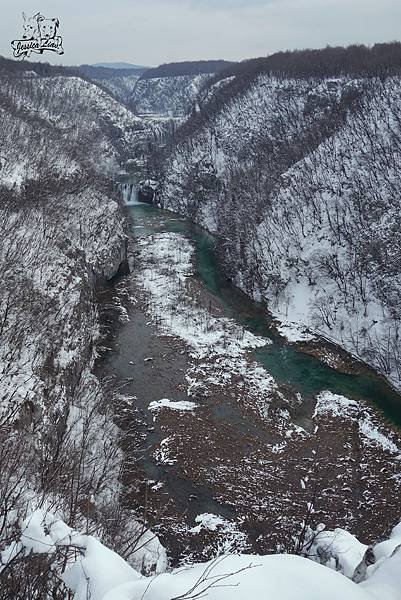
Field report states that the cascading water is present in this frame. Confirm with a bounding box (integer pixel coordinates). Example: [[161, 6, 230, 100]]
[[116, 169, 155, 206], [117, 177, 142, 206], [120, 182, 141, 205]]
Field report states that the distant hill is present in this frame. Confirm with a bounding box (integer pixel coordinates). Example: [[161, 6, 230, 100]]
[[0, 55, 75, 77], [207, 42, 401, 92], [78, 64, 148, 80], [93, 62, 148, 70], [140, 60, 234, 80]]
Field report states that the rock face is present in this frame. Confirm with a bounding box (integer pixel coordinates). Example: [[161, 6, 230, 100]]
[[95, 229, 129, 282], [0, 61, 134, 421], [130, 74, 210, 117], [128, 60, 232, 117], [91, 74, 141, 105], [161, 66, 401, 389]]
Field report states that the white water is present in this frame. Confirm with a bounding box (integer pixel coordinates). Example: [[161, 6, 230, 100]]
[[120, 182, 143, 205]]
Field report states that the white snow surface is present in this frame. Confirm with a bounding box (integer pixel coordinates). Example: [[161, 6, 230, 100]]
[[1, 508, 167, 581], [188, 513, 250, 555], [307, 526, 368, 578], [4, 507, 401, 600], [154, 436, 177, 465], [371, 522, 401, 563], [148, 398, 198, 412], [43, 524, 401, 600], [190, 513, 230, 533], [276, 320, 316, 342]]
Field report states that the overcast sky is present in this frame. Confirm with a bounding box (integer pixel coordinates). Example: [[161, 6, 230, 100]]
[[1, 0, 400, 67]]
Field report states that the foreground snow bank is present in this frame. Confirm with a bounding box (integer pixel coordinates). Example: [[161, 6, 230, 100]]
[[102, 555, 368, 600], [306, 525, 368, 578], [5, 512, 401, 599], [63, 531, 401, 600], [1, 508, 167, 589]]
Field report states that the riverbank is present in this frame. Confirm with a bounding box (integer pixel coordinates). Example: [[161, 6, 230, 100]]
[[97, 204, 401, 564]]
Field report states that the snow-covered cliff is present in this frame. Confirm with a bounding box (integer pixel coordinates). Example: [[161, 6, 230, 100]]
[[99, 73, 141, 105], [0, 71, 147, 183], [0, 64, 159, 595], [131, 74, 210, 116], [161, 70, 401, 388]]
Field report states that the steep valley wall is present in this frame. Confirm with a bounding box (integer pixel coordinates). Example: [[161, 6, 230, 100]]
[[161, 74, 401, 389]]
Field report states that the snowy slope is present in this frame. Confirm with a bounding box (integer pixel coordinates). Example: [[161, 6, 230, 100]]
[[0, 73, 144, 184], [0, 65, 161, 595], [99, 74, 140, 104], [131, 74, 210, 116], [161, 73, 401, 388]]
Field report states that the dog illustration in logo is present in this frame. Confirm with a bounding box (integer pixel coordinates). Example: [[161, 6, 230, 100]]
[[38, 17, 60, 41], [12, 12, 64, 58], [22, 12, 42, 40]]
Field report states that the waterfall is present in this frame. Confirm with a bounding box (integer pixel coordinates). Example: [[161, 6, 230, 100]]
[[116, 170, 154, 206], [119, 182, 141, 205]]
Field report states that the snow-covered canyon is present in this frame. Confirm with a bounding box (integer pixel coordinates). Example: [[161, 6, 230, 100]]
[[1, 45, 401, 599], [121, 213, 401, 556]]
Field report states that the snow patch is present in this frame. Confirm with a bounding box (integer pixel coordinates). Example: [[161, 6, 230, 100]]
[[149, 398, 198, 412]]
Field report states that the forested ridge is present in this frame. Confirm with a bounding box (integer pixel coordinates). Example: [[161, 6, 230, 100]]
[[177, 43, 401, 138], [139, 60, 233, 80], [161, 43, 401, 388]]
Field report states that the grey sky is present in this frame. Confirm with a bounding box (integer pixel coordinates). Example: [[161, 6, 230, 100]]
[[1, 0, 400, 66]]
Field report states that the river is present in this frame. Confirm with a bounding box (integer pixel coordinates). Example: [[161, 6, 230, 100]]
[[129, 204, 401, 424], [98, 200, 401, 562]]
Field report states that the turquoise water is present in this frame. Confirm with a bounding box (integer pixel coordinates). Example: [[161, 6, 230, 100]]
[[129, 204, 401, 427]]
